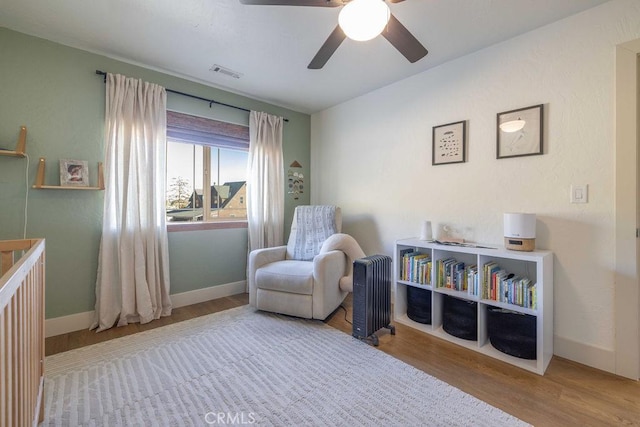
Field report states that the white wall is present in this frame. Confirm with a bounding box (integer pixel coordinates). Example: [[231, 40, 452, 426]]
[[311, 0, 640, 371]]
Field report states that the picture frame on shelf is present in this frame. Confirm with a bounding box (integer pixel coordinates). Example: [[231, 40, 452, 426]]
[[59, 159, 89, 186], [432, 120, 466, 165], [497, 104, 544, 159]]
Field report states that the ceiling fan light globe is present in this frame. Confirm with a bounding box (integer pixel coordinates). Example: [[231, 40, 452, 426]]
[[338, 0, 391, 42], [499, 119, 526, 133]]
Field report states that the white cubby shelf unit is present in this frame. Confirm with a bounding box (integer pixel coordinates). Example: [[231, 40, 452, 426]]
[[394, 238, 553, 375]]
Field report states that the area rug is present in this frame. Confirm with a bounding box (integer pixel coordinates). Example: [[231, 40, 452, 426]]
[[42, 305, 529, 426]]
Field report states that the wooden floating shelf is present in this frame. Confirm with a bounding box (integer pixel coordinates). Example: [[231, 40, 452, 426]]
[[34, 185, 104, 191], [33, 157, 105, 190], [0, 126, 27, 158]]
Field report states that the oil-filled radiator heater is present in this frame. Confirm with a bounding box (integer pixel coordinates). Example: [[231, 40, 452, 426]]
[[352, 255, 395, 346]]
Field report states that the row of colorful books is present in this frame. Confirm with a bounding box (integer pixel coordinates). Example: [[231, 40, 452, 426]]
[[483, 262, 537, 309], [432, 258, 537, 309], [435, 258, 479, 295], [399, 249, 432, 285], [399, 251, 537, 309]]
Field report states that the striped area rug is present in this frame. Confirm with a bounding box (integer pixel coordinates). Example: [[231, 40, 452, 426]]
[[42, 305, 529, 426]]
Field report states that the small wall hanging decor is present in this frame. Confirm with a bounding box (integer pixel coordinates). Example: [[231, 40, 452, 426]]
[[432, 120, 466, 165], [288, 161, 304, 200], [497, 104, 543, 159]]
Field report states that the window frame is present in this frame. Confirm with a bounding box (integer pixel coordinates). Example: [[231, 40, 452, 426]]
[[165, 111, 249, 232]]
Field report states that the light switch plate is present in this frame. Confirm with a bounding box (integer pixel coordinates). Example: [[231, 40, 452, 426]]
[[570, 184, 588, 203]]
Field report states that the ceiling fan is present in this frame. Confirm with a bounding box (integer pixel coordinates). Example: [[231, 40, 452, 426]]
[[239, 0, 428, 69]]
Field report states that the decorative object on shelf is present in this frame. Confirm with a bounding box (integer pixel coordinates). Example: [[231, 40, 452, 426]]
[[419, 220, 433, 241], [0, 126, 27, 158], [497, 104, 543, 159], [432, 120, 466, 165], [60, 159, 90, 187], [503, 212, 536, 251], [435, 223, 465, 244], [34, 157, 105, 190], [287, 160, 304, 200]]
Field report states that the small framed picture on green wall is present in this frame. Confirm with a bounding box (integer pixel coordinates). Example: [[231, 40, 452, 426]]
[[60, 159, 89, 186]]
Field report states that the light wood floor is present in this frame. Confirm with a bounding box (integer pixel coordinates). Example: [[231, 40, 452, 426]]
[[46, 294, 640, 426]]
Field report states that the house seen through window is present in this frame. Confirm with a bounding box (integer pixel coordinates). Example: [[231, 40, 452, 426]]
[[165, 111, 249, 223]]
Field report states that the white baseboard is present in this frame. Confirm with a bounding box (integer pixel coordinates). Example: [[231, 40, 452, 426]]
[[45, 281, 247, 338], [554, 335, 616, 374], [170, 280, 246, 308], [45, 310, 96, 338]]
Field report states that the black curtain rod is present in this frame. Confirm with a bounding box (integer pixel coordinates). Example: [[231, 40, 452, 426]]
[[95, 70, 288, 122]]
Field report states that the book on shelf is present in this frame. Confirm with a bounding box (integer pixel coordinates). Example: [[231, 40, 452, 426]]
[[436, 258, 454, 288], [491, 269, 507, 301], [415, 257, 432, 285], [399, 249, 417, 280], [400, 250, 431, 285], [483, 261, 500, 300], [466, 264, 478, 296], [481, 261, 537, 309], [435, 258, 468, 290], [411, 254, 429, 282]]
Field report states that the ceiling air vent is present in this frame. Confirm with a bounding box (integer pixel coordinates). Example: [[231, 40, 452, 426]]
[[209, 64, 243, 79]]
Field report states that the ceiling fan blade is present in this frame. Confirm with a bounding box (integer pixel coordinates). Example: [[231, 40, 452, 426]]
[[308, 25, 346, 69], [239, 0, 342, 6], [388, 0, 406, 2], [382, 14, 428, 63]]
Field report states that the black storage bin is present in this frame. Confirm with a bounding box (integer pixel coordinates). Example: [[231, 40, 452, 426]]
[[487, 307, 537, 359], [406, 286, 432, 324], [442, 295, 477, 341]]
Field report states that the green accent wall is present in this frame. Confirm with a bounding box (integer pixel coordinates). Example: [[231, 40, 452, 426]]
[[0, 28, 310, 319]]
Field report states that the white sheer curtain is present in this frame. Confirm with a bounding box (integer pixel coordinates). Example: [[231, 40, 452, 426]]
[[92, 73, 172, 332], [247, 111, 285, 252]]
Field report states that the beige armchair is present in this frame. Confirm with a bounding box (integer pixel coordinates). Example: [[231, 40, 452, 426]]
[[248, 206, 365, 320]]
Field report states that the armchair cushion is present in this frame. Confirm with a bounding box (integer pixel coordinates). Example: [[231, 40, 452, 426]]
[[254, 260, 314, 295]]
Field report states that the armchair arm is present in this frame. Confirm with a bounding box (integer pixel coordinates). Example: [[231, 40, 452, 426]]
[[319, 233, 366, 292], [312, 250, 347, 319], [248, 245, 287, 307]]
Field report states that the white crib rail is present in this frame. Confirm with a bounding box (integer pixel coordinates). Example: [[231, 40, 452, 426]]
[[0, 239, 45, 427]]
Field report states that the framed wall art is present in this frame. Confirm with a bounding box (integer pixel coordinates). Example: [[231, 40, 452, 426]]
[[432, 120, 466, 165], [497, 104, 544, 159], [60, 159, 89, 186]]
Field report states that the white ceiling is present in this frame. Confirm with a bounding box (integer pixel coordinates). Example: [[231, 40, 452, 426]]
[[0, 0, 609, 114]]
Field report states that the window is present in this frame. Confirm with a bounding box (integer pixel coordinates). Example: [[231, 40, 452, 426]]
[[165, 111, 249, 224]]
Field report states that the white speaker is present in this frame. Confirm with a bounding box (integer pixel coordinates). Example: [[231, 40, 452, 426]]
[[503, 213, 536, 251]]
